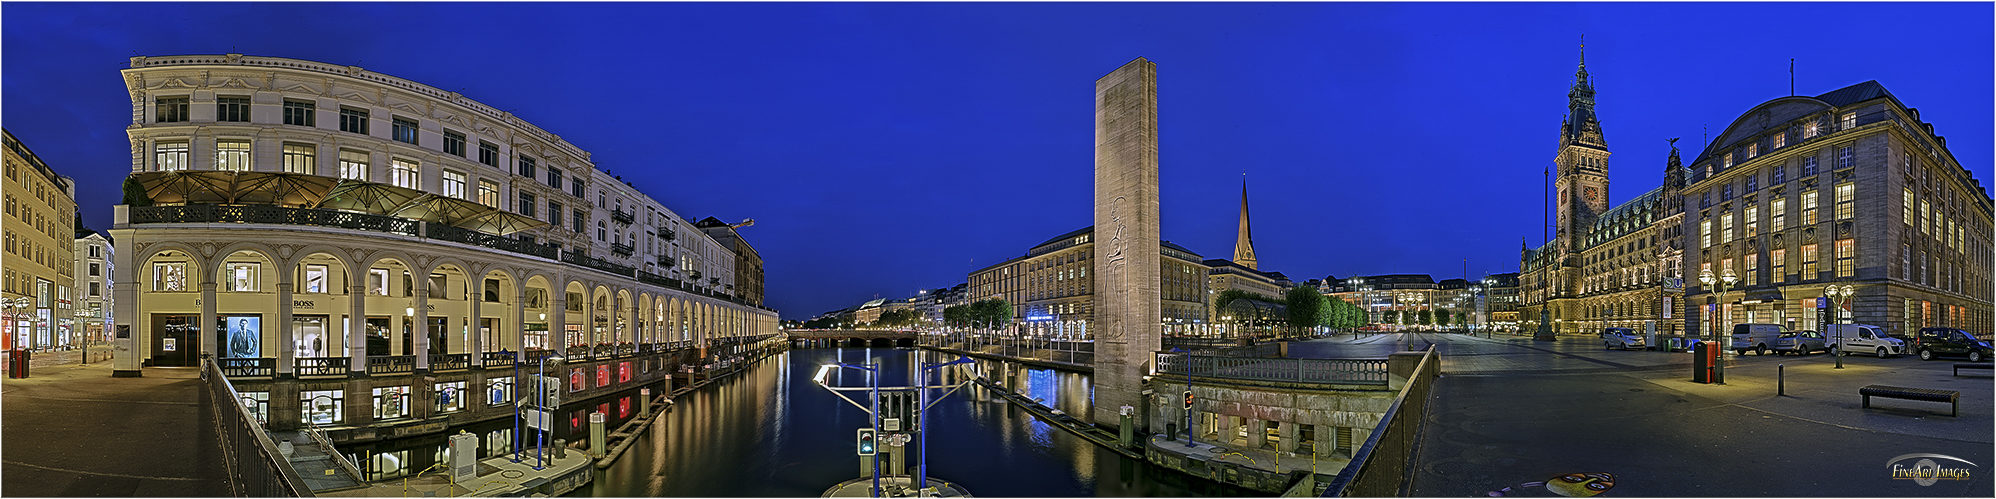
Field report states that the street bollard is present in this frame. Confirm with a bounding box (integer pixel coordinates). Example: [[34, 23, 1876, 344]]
[[589, 412, 607, 458], [1778, 364, 1785, 396], [641, 388, 652, 416]]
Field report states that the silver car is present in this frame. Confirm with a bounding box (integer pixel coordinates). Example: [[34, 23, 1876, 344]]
[[1776, 330, 1829, 355], [1602, 328, 1646, 350]]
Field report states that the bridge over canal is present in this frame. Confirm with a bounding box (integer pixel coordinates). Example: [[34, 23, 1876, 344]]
[[785, 329, 917, 348]]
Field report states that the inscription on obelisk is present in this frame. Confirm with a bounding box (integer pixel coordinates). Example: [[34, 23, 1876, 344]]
[[1090, 57, 1160, 429]]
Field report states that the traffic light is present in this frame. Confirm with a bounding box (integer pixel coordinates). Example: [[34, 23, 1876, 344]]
[[856, 428, 876, 456], [1183, 390, 1194, 409]]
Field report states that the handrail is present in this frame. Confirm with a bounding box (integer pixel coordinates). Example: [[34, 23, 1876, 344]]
[[1321, 346, 1440, 496], [203, 358, 313, 497]]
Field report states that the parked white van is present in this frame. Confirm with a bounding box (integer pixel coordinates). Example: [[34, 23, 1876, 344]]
[[1730, 323, 1788, 356], [1823, 324, 1904, 358]]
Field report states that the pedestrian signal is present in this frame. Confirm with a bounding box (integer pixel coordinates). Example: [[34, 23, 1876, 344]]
[[856, 428, 876, 456]]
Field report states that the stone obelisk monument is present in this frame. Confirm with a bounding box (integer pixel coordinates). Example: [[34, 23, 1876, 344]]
[[1090, 57, 1160, 429]]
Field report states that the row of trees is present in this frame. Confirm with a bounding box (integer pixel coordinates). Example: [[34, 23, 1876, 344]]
[[1284, 286, 1366, 334], [942, 299, 1013, 328], [1378, 308, 1458, 327]]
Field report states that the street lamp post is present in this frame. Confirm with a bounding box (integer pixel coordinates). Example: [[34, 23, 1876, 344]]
[[1697, 270, 1737, 341], [1825, 284, 1855, 369]]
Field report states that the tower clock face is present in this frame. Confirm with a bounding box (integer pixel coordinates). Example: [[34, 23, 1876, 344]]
[[1583, 186, 1599, 202]]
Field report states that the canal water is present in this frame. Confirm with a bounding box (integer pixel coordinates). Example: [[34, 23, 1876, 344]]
[[341, 347, 1251, 496]]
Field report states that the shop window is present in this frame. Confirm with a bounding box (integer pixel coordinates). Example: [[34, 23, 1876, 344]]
[[373, 386, 411, 420], [436, 381, 467, 414], [154, 262, 187, 291], [302, 389, 345, 425], [488, 377, 513, 406], [227, 262, 259, 292], [238, 391, 270, 425]]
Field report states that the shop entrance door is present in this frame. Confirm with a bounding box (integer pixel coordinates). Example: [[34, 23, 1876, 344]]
[[151, 314, 199, 366]]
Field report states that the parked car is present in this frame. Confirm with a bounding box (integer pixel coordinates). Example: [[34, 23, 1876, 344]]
[[1730, 323, 1788, 356], [1775, 330, 1827, 355], [1824, 324, 1904, 358], [1601, 328, 1645, 350], [1913, 327, 1991, 362]]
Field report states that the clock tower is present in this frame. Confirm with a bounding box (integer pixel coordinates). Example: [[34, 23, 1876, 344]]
[[1554, 41, 1609, 256]]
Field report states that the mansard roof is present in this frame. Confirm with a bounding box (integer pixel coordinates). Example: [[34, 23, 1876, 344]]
[[1582, 186, 1665, 250]]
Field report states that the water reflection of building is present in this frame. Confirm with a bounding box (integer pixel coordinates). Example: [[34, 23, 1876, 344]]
[[3, 129, 77, 351]]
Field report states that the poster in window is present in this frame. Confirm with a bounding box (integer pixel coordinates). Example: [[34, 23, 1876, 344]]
[[225, 316, 261, 358]]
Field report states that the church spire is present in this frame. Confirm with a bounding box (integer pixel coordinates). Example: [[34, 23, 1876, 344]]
[[1234, 173, 1258, 270]]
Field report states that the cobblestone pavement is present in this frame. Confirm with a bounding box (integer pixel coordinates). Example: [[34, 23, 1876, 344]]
[[1, 362, 230, 496], [1289, 332, 1704, 374]]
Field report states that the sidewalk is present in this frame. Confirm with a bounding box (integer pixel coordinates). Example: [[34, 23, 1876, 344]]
[[1, 362, 230, 496], [0, 344, 117, 373]]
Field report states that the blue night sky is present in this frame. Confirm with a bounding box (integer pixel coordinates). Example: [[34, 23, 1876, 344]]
[[4, 2, 1990, 319]]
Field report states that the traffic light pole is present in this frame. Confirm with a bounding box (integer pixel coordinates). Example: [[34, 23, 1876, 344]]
[[815, 355, 977, 498], [869, 362, 880, 498]]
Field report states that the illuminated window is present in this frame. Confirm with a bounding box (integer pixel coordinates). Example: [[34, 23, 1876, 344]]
[[1834, 183, 1854, 220], [154, 262, 186, 291], [1903, 189, 1914, 224], [369, 269, 389, 296], [373, 386, 410, 420], [1720, 212, 1734, 243], [337, 150, 369, 181], [1773, 132, 1786, 149], [155, 141, 190, 171], [1723, 153, 1733, 168], [226, 262, 259, 292], [442, 170, 466, 199], [389, 158, 419, 189], [304, 265, 327, 294], [282, 143, 316, 174], [1836, 239, 1855, 277], [1700, 219, 1711, 248], [1801, 244, 1819, 280], [1747, 143, 1758, 158], [477, 180, 499, 208], [1840, 112, 1856, 130], [1744, 205, 1759, 237], [435, 381, 467, 414], [301, 389, 343, 425], [215, 140, 251, 171], [216, 96, 251, 122], [1804, 120, 1819, 139], [1920, 200, 1930, 234], [1801, 190, 1818, 225]]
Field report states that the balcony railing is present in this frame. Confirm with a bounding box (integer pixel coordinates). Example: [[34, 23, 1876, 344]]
[[220, 357, 275, 378], [481, 350, 517, 368], [610, 242, 634, 256], [610, 209, 634, 225], [562, 251, 635, 278], [1154, 353, 1388, 385], [295, 356, 349, 377], [428, 223, 558, 259], [522, 349, 559, 365], [367, 355, 415, 375], [636, 270, 681, 288], [133, 204, 419, 236], [429, 353, 470, 371]]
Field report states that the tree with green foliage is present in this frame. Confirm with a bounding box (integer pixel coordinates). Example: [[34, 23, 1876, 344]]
[[121, 177, 151, 207], [958, 299, 1012, 327], [1285, 286, 1326, 335], [1417, 309, 1433, 326], [1382, 310, 1399, 325], [1436, 309, 1452, 328]]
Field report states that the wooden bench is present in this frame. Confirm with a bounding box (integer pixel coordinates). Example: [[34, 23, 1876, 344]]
[[1860, 385, 1959, 417], [1955, 363, 1993, 376]]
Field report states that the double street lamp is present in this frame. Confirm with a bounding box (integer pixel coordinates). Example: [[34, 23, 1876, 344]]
[[1825, 284, 1856, 369], [1698, 270, 1737, 341]]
